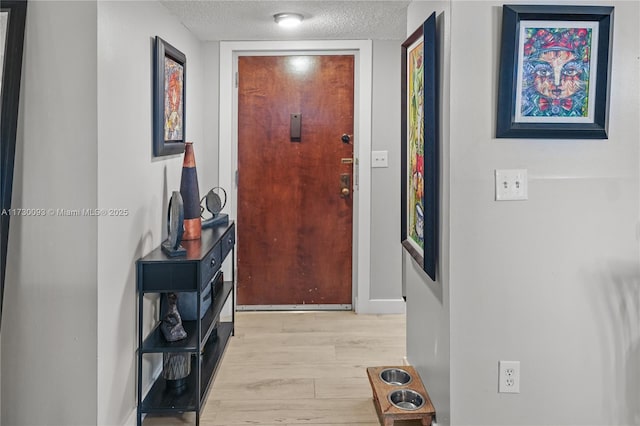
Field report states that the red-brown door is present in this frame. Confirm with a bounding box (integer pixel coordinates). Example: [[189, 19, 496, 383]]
[[237, 55, 354, 307]]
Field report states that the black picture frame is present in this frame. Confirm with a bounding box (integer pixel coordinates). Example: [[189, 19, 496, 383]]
[[401, 13, 438, 281], [496, 5, 614, 139], [153, 36, 186, 156], [1, 0, 27, 327]]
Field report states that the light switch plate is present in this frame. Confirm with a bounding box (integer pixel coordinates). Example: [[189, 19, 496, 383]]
[[372, 151, 388, 168], [495, 169, 528, 201]]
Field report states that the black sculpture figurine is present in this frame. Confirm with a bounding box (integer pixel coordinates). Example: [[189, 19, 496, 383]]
[[162, 191, 187, 257], [160, 292, 187, 341], [200, 187, 229, 228]]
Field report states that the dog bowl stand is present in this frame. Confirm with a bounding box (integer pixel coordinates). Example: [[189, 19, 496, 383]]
[[367, 366, 435, 426]]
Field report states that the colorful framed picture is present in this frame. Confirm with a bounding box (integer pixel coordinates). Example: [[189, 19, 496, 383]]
[[153, 36, 186, 156], [496, 5, 613, 139], [401, 12, 438, 281]]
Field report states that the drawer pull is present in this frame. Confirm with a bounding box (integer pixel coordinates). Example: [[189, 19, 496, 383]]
[[210, 258, 216, 267], [228, 238, 233, 245]]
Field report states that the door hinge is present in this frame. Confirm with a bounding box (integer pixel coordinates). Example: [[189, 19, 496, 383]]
[[235, 170, 239, 187], [235, 71, 238, 88]]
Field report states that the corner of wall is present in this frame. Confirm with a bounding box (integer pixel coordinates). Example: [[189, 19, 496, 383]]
[[404, 1, 452, 425]]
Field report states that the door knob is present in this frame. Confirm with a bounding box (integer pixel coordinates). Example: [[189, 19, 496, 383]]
[[341, 134, 351, 144], [340, 173, 351, 198]]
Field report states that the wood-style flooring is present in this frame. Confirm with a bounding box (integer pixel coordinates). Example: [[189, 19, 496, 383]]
[[143, 311, 421, 426]]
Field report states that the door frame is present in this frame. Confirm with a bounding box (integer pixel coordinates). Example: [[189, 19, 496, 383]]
[[220, 40, 381, 313]]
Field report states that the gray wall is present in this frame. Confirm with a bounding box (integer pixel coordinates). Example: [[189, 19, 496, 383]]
[[97, 2, 209, 424], [371, 39, 405, 301], [1, 1, 210, 424], [2, 1, 99, 425], [405, 1, 452, 424], [406, 1, 640, 425]]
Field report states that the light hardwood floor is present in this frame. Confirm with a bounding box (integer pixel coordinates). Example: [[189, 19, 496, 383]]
[[143, 311, 422, 426]]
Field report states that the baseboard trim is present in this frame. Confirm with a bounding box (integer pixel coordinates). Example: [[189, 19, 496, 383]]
[[237, 304, 352, 311], [356, 298, 406, 314]]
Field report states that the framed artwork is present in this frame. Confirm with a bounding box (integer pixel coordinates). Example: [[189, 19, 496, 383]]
[[496, 5, 613, 139], [1, 0, 27, 327], [153, 36, 186, 156], [401, 12, 438, 281]]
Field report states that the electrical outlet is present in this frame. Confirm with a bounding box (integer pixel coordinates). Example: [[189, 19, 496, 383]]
[[498, 361, 520, 393]]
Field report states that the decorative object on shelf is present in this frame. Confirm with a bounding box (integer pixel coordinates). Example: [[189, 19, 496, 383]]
[[0, 0, 28, 329], [182, 238, 202, 259], [153, 36, 186, 156], [401, 12, 438, 282], [496, 5, 613, 139], [160, 292, 187, 342], [180, 142, 201, 240], [162, 352, 191, 393], [162, 191, 186, 257], [201, 187, 229, 228]]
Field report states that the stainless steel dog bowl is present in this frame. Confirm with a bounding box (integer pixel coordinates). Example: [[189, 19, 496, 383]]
[[379, 368, 412, 386], [387, 389, 425, 411]]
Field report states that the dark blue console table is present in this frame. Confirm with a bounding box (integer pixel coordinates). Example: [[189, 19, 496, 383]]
[[136, 222, 235, 425]]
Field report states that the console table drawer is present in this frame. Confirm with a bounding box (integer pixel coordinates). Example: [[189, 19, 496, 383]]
[[221, 223, 236, 259], [200, 243, 222, 285]]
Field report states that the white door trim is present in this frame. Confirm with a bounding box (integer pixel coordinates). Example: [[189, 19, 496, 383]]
[[219, 40, 374, 313]]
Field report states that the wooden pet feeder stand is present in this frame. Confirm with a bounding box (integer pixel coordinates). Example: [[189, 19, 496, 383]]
[[366, 365, 436, 426]]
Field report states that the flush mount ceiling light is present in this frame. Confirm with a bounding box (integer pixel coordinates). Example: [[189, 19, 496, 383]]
[[274, 12, 304, 28]]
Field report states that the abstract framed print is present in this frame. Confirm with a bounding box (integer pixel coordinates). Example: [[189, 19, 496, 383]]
[[153, 36, 186, 156], [496, 5, 613, 139], [401, 12, 438, 281]]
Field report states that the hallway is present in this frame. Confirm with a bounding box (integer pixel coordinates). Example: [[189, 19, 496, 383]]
[[144, 311, 418, 425]]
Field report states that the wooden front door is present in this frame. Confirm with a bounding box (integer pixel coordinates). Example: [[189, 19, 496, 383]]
[[237, 55, 354, 307]]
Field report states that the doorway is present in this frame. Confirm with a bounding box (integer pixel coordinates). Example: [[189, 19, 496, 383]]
[[236, 55, 354, 308], [219, 40, 375, 313]]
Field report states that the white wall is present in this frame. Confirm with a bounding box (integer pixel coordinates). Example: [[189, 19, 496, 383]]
[[406, 1, 640, 425], [97, 1, 209, 424], [2, 1, 99, 425]]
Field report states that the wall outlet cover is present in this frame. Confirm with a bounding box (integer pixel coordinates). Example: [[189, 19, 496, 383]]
[[498, 360, 520, 393]]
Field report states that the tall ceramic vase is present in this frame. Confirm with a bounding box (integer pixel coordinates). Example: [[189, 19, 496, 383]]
[[180, 142, 201, 240]]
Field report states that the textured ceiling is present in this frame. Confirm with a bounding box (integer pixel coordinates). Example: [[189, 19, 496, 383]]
[[160, 1, 410, 41]]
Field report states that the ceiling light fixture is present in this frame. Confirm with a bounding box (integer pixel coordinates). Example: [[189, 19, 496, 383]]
[[274, 13, 304, 28]]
